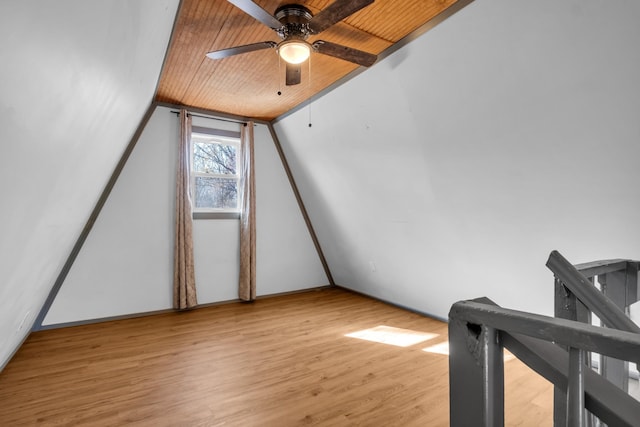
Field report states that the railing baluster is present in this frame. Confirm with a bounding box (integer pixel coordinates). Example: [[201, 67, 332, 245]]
[[554, 278, 570, 426], [600, 270, 630, 394], [624, 261, 638, 305], [554, 278, 593, 426], [567, 346, 586, 427]]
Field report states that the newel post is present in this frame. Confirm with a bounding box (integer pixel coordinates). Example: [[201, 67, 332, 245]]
[[449, 304, 504, 427]]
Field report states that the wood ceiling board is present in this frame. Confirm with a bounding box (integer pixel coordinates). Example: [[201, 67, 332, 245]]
[[187, 55, 360, 120], [189, 52, 284, 120], [156, 0, 236, 104], [350, 0, 460, 42], [155, 0, 470, 120]]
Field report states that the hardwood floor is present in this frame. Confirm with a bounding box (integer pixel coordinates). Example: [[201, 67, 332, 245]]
[[0, 288, 551, 426]]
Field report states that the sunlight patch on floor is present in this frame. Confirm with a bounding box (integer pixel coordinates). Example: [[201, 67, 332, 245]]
[[422, 342, 450, 356], [422, 342, 516, 361], [345, 325, 439, 347]]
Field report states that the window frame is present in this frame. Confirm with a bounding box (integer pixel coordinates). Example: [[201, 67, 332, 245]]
[[190, 125, 242, 220]]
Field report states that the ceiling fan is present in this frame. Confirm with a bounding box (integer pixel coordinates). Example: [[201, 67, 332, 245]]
[[206, 0, 378, 86]]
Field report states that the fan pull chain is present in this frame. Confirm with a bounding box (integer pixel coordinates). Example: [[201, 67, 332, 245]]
[[277, 55, 282, 96], [307, 55, 312, 127]]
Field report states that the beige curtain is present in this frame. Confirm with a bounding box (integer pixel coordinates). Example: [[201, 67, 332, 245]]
[[173, 109, 198, 310], [239, 121, 256, 301]]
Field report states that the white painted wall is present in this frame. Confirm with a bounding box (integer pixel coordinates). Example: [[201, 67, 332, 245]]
[[44, 107, 327, 325], [253, 124, 329, 296], [0, 0, 179, 368], [274, 0, 640, 320]]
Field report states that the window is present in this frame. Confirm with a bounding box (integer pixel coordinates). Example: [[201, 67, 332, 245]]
[[191, 126, 241, 215]]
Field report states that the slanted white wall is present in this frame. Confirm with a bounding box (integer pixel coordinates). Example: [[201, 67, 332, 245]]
[[0, 0, 179, 368], [44, 107, 327, 325], [274, 0, 640, 320]]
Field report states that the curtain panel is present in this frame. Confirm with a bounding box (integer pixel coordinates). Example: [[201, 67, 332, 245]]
[[239, 121, 256, 301], [173, 109, 198, 310]]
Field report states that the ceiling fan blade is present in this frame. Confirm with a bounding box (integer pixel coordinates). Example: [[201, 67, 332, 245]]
[[206, 41, 276, 60], [286, 63, 301, 86], [308, 0, 374, 34], [227, 0, 282, 30], [312, 41, 377, 67]]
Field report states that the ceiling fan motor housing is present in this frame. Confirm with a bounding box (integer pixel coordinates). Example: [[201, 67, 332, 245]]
[[275, 4, 313, 40]]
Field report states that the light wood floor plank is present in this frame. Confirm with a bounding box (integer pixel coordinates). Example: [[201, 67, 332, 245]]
[[0, 288, 551, 426]]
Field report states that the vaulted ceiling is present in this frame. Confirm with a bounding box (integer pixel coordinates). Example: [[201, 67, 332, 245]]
[[155, 0, 470, 121]]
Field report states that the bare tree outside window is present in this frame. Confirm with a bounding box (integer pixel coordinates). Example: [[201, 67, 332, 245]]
[[192, 134, 240, 210]]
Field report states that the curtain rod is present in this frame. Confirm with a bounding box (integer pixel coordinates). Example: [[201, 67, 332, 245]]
[[170, 110, 247, 125]]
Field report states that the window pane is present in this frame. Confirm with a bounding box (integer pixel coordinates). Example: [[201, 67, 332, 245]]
[[193, 142, 237, 175], [194, 177, 238, 209]]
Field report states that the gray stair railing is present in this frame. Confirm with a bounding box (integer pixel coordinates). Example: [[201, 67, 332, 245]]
[[548, 250, 640, 426], [449, 250, 640, 427], [448, 298, 640, 427]]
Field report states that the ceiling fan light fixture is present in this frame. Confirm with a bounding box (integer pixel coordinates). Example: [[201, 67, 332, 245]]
[[278, 40, 311, 64]]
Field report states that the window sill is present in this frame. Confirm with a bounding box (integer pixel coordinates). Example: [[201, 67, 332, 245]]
[[193, 212, 240, 220]]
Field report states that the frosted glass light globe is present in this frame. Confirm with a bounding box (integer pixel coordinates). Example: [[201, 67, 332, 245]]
[[278, 41, 311, 64]]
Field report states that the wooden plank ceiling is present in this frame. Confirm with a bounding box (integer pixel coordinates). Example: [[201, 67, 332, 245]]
[[156, 0, 465, 121]]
